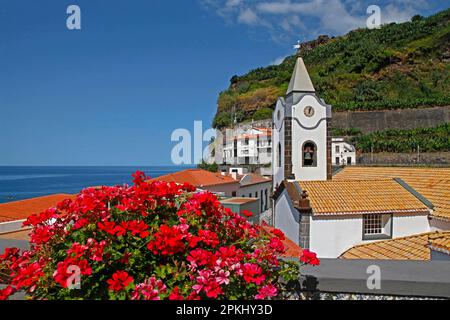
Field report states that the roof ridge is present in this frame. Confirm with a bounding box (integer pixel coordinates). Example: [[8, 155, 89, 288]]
[[393, 177, 434, 210]]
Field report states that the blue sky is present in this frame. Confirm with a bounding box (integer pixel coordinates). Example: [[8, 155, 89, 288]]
[[0, 0, 447, 166]]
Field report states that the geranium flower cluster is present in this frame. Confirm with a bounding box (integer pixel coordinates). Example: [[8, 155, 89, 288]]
[[0, 171, 318, 300]]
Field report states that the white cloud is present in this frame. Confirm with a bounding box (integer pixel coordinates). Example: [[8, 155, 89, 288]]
[[238, 8, 259, 25], [199, 0, 427, 42]]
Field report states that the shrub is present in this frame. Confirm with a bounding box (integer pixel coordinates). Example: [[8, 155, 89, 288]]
[[0, 171, 318, 300]]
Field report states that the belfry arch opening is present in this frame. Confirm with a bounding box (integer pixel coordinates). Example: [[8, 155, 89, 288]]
[[302, 141, 317, 167]]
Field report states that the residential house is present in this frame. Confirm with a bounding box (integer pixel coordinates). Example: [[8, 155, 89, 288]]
[[331, 137, 356, 166]]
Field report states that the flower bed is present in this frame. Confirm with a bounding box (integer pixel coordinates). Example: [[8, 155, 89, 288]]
[[0, 171, 318, 300]]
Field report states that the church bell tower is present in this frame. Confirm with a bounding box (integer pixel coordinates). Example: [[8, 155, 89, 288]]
[[273, 54, 332, 186]]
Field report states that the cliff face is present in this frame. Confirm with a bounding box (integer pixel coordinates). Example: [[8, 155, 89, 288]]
[[213, 9, 450, 129]]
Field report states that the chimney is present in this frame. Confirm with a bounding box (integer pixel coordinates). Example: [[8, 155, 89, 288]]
[[231, 172, 237, 180], [297, 190, 312, 250]]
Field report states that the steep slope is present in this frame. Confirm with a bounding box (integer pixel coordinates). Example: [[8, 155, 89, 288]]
[[213, 9, 450, 128]]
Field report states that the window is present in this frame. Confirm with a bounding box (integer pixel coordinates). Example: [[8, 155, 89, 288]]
[[249, 193, 252, 198], [255, 191, 258, 198], [347, 157, 352, 165], [265, 189, 268, 210], [232, 191, 236, 197], [335, 145, 340, 153], [364, 214, 382, 235], [302, 141, 317, 167], [363, 214, 392, 240], [260, 189, 264, 209], [277, 143, 282, 168], [335, 157, 340, 165]]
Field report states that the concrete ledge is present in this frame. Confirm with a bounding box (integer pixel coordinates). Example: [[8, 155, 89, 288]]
[[300, 258, 450, 298], [0, 220, 27, 235]]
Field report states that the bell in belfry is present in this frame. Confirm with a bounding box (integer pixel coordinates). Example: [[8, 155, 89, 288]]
[[304, 152, 312, 160]]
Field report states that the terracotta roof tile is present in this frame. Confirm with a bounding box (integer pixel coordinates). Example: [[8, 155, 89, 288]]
[[340, 231, 450, 260], [334, 167, 450, 221], [429, 232, 450, 254], [147, 169, 238, 187], [297, 179, 430, 215], [0, 194, 75, 223], [239, 173, 271, 186]]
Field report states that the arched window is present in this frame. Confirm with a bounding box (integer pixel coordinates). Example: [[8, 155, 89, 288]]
[[302, 141, 317, 167], [277, 142, 282, 168]]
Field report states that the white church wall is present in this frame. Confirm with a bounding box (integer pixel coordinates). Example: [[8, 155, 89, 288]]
[[274, 189, 299, 244], [310, 215, 363, 258], [310, 213, 431, 258], [391, 214, 430, 237]]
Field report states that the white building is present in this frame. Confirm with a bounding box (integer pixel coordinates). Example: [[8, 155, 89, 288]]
[[221, 127, 272, 167], [332, 138, 356, 166], [272, 55, 449, 258]]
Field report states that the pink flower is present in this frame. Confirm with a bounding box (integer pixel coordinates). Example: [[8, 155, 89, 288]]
[[132, 277, 166, 300], [255, 284, 277, 300]]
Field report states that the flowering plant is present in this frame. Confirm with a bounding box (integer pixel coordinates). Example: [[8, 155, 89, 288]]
[[0, 171, 318, 300]]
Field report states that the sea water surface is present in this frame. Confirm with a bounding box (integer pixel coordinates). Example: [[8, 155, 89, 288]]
[[0, 166, 191, 204]]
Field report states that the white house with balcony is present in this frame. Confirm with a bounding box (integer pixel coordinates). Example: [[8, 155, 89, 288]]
[[221, 127, 272, 167], [332, 138, 356, 166]]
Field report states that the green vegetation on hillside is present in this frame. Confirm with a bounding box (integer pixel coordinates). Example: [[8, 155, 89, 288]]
[[213, 9, 450, 128], [352, 123, 450, 153]]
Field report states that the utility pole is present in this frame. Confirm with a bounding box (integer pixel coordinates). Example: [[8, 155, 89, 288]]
[[417, 145, 420, 163]]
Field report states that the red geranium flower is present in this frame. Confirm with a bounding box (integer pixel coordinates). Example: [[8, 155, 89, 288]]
[[147, 224, 185, 256], [299, 249, 320, 266], [241, 263, 265, 285], [168, 287, 184, 300], [269, 228, 285, 240], [0, 286, 15, 300], [107, 271, 134, 292], [241, 210, 253, 217]]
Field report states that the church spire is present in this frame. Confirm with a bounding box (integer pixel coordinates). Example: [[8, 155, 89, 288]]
[[286, 55, 315, 95]]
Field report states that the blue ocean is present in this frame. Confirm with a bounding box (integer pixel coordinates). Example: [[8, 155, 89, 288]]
[[0, 166, 190, 204]]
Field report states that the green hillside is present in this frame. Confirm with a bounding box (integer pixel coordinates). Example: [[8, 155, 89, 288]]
[[213, 9, 450, 128]]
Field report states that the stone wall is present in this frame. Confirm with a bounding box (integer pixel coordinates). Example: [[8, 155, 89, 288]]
[[357, 152, 450, 165], [332, 106, 450, 133]]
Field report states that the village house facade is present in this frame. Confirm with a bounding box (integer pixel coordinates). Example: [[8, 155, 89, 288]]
[[272, 55, 450, 258], [331, 137, 356, 166]]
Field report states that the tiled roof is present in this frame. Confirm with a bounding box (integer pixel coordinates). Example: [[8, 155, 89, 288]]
[[429, 232, 450, 255], [0, 194, 74, 223], [239, 173, 271, 186], [220, 197, 257, 204], [147, 169, 238, 187], [297, 179, 430, 215], [334, 167, 450, 221], [340, 231, 450, 260]]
